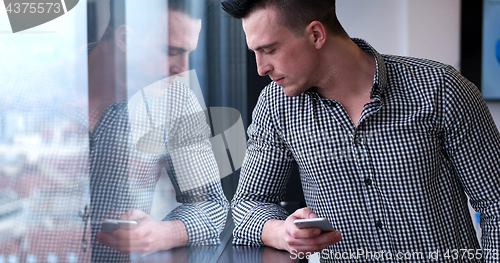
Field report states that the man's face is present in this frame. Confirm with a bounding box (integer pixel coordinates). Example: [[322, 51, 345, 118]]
[[165, 10, 202, 76], [127, 10, 201, 88], [243, 8, 319, 97]]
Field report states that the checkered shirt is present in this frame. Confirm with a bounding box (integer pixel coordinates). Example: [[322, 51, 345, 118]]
[[232, 39, 500, 262], [90, 80, 229, 262]]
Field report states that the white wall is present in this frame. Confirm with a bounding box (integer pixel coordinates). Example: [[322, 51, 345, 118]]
[[336, 0, 410, 56], [336, 0, 460, 67], [407, 0, 461, 69]]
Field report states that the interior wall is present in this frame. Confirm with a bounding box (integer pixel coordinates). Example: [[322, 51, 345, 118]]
[[336, 0, 409, 56], [407, 0, 461, 69]]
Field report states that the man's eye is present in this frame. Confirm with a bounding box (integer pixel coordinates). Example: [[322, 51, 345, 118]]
[[264, 49, 275, 55], [168, 49, 181, 56]]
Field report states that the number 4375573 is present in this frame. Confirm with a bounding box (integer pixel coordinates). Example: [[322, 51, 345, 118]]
[[6, 3, 62, 14], [443, 249, 498, 260]]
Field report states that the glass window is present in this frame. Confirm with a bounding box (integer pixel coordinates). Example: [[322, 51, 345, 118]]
[[0, 0, 248, 261]]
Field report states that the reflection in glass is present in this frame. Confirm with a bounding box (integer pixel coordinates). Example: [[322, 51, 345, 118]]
[[87, 0, 231, 262], [0, 0, 247, 261]]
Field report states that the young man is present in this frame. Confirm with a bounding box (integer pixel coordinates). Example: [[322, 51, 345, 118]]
[[222, 0, 500, 261], [88, 0, 228, 262]]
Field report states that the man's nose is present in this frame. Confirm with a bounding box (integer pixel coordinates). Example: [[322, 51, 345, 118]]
[[256, 53, 272, 76], [169, 54, 189, 77]]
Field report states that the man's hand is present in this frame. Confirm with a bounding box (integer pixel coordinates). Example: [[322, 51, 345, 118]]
[[96, 209, 188, 256], [261, 207, 341, 253]]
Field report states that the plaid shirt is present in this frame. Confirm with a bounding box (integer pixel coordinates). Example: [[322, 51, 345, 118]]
[[90, 80, 228, 262], [232, 39, 500, 262]]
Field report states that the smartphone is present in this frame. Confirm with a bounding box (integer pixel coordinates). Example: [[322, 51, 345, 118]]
[[293, 218, 335, 232], [101, 219, 138, 232]]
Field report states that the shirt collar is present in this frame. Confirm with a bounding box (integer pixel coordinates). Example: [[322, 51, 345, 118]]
[[351, 38, 388, 100]]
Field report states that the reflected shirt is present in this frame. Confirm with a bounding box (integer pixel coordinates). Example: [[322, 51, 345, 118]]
[[232, 39, 500, 262], [90, 80, 228, 262]]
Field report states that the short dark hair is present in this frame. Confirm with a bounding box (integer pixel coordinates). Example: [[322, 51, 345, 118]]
[[168, 0, 205, 20], [221, 0, 346, 36]]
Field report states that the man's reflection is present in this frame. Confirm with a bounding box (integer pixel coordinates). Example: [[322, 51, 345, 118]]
[[87, 0, 228, 261]]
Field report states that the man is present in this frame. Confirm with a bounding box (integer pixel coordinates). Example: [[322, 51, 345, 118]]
[[88, 0, 228, 261], [222, 0, 500, 261]]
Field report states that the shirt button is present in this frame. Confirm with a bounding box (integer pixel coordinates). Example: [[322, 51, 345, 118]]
[[375, 221, 383, 229], [364, 178, 372, 186], [354, 137, 362, 144]]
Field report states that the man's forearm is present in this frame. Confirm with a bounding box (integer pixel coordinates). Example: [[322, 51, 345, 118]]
[[160, 219, 188, 250], [261, 219, 286, 250]]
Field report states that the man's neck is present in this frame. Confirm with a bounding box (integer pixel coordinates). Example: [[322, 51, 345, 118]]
[[313, 37, 376, 127], [314, 37, 376, 100]]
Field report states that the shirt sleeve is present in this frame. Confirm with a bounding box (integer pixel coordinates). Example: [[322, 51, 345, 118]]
[[442, 66, 500, 257], [163, 83, 229, 246], [231, 85, 295, 246], [163, 181, 229, 246]]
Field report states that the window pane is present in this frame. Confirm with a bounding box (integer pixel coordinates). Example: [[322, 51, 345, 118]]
[[0, 2, 90, 262], [1, 1, 248, 261]]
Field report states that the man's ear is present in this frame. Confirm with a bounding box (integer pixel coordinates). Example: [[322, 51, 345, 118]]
[[307, 21, 327, 49], [114, 25, 130, 52]]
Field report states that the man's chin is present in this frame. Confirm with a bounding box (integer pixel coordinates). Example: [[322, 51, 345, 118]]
[[282, 86, 303, 97]]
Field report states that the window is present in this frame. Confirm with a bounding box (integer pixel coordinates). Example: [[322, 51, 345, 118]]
[[0, 0, 250, 261]]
